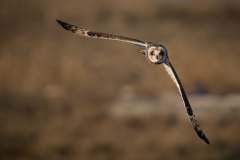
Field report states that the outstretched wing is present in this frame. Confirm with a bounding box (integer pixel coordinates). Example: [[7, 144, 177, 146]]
[[163, 59, 210, 144], [56, 19, 147, 48]]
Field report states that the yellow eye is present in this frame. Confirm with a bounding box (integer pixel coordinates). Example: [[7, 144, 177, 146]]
[[160, 51, 164, 55], [150, 51, 155, 55]]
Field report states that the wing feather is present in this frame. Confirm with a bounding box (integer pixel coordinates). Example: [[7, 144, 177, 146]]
[[163, 60, 210, 144], [56, 19, 147, 48]]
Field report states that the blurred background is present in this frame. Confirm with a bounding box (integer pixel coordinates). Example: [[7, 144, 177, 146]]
[[0, 0, 240, 160]]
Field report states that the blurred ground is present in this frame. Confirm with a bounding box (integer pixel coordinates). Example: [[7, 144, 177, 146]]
[[0, 0, 240, 160]]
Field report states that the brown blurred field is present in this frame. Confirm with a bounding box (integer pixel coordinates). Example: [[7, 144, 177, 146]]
[[0, 0, 240, 160]]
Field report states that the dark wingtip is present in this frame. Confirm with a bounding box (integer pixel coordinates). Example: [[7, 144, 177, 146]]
[[56, 19, 65, 27], [204, 138, 210, 145], [56, 19, 71, 31], [205, 138, 210, 145], [199, 132, 210, 145], [56, 19, 62, 24]]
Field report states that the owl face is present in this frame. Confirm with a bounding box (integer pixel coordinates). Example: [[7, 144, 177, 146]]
[[146, 46, 168, 64]]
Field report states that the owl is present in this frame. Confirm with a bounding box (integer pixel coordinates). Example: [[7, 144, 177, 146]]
[[57, 19, 210, 144]]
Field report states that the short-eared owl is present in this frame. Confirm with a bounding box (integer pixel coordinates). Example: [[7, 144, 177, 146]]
[[56, 19, 210, 144]]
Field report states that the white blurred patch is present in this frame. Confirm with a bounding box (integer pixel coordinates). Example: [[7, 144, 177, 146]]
[[109, 89, 240, 120]]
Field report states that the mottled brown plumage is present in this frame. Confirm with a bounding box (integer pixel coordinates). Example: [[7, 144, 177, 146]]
[[56, 19, 210, 144]]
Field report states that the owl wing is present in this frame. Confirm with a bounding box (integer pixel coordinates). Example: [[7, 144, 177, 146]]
[[163, 59, 210, 144], [56, 19, 147, 48]]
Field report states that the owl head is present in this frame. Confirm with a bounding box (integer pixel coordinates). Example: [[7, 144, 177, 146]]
[[146, 45, 168, 64]]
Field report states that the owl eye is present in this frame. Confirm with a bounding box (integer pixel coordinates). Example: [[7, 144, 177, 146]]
[[150, 51, 155, 55], [160, 51, 164, 55]]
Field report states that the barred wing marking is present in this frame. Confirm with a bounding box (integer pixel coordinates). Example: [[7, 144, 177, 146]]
[[56, 20, 147, 48], [163, 60, 210, 144]]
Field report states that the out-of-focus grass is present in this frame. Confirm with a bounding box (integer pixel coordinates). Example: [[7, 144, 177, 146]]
[[0, 0, 240, 160]]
